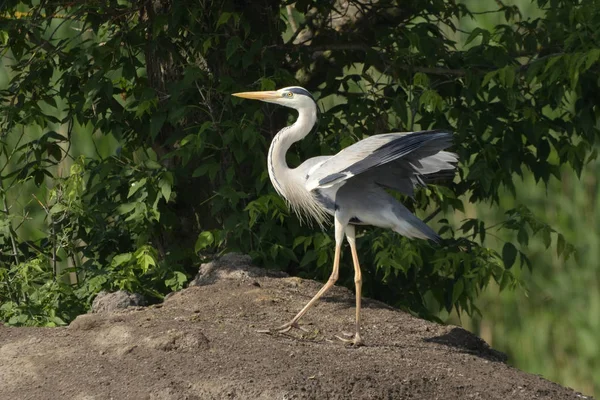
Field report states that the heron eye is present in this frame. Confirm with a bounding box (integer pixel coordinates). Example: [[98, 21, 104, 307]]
[[286, 92, 293, 98]]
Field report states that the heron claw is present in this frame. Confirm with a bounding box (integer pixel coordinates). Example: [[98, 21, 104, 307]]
[[335, 332, 364, 347]]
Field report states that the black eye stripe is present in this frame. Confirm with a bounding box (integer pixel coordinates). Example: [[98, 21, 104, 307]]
[[287, 87, 315, 100]]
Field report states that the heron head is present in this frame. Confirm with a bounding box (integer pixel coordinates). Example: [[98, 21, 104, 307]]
[[232, 86, 315, 109]]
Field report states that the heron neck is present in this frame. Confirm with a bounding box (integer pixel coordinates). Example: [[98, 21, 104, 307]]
[[267, 104, 317, 191]]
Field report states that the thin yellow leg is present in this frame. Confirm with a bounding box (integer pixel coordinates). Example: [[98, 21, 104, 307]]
[[335, 224, 364, 346], [267, 219, 345, 333], [349, 238, 363, 345], [272, 244, 341, 332]]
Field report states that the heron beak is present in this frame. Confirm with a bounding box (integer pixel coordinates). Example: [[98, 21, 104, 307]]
[[231, 91, 280, 101]]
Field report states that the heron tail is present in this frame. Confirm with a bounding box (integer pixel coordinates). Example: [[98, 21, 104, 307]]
[[390, 202, 441, 243]]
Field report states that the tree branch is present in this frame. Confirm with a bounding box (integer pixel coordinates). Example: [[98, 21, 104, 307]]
[[303, 42, 563, 77], [303, 42, 467, 76]]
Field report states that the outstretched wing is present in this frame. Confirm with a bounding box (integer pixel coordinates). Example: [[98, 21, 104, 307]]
[[305, 130, 453, 191], [358, 150, 458, 198]]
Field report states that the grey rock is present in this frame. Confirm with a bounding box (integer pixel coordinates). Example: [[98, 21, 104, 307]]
[[91, 290, 146, 313], [189, 252, 287, 287]]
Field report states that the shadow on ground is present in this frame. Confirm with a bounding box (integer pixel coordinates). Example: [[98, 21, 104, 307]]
[[424, 327, 508, 362]]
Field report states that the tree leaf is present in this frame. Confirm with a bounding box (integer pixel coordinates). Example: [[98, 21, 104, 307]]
[[557, 234, 565, 257], [112, 253, 133, 268], [195, 231, 214, 253], [226, 37, 242, 60], [150, 113, 166, 140], [128, 178, 147, 198], [502, 242, 517, 269], [517, 228, 529, 246], [452, 279, 464, 305], [216, 12, 231, 28], [159, 176, 172, 202]]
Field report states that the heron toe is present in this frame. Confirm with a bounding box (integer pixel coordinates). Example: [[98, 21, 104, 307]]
[[335, 332, 364, 346]]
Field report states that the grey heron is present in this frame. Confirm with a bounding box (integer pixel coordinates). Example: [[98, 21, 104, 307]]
[[233, 86, 457, 346]]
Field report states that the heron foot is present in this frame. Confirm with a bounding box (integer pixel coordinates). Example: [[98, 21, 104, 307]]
[[335, 331, 364, 346], [257, 321, 309, 334]]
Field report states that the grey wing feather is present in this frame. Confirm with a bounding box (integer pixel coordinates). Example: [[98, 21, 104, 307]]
[[410, 151, 458, 175], [391, 201, 442, 242], [306, 130, 453, 191], [358, 151, 458, 198]]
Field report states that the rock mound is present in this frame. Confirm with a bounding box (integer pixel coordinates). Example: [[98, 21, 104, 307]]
[[0, 253, 588, 399]]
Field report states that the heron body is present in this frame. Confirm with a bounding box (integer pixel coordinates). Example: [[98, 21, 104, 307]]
[[233, 86, 457, 345]]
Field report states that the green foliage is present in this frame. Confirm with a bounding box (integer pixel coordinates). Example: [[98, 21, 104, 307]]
[[465, 158, 600, 396], [0, 255, 83, 326], [0, 3, 596, 390]]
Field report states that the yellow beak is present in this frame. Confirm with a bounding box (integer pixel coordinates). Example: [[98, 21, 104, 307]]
[[231, 91, 280, 100]]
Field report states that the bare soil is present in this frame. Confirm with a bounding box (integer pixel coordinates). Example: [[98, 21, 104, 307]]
[[0, 254, 591, 399]]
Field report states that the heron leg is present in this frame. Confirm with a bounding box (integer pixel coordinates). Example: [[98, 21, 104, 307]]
[[268, 219, 345, 334], [335, 224, 364, 346]]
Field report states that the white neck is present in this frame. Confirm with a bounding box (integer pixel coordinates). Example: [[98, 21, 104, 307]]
[[267, 102, 318, 194]]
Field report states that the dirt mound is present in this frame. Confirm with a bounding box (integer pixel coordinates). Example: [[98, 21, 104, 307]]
[[0, 254, 589, 399]]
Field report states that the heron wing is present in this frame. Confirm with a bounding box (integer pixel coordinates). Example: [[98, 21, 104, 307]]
[[361, 150, 458, 197], [305, 130, 454, 191]]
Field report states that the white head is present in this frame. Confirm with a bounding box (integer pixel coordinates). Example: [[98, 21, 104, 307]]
[[232, 86, 316, 111]]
